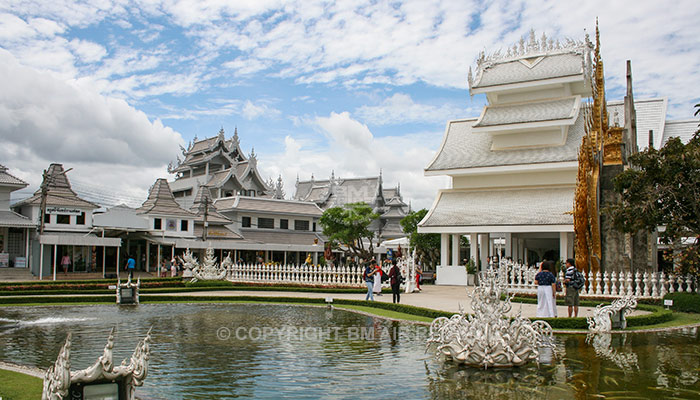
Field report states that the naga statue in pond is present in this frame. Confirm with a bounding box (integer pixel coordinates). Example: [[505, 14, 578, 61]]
[[427, 268, 554, 368], [181, 247, 230, 283]]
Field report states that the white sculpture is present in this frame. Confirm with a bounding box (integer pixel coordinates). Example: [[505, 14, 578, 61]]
[[181, 247, 229, 282], [587, 295, 638, 333], [42, 328, 151, 400], [585, 333, 639, 371], [427, 268, 554, 368], [116, 275, 140, 304]]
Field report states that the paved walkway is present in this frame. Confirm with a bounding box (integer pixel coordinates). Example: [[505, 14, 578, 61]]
[[145, 285, 649, 319]]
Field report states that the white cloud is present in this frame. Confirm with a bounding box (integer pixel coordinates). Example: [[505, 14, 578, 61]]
[[0, 49, 184, 205], [259, 111, 449, 210], [241, 100, 281, 120], [355, 93, 469, 125]]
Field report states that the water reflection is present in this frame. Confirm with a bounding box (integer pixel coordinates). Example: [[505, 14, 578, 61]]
[[1, 304, 700, 399]]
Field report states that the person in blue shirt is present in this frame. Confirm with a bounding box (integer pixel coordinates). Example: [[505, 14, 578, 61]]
[[363, 262, 377, 301], [535, 261, 557, 318], [125, 254, 136, 280]]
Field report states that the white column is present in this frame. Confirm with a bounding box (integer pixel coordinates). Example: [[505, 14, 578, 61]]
[[470, 233, 478, 264], [512, 236, 519, 261], [313, 252, 318, 265], [567, 232, 574, 261], [283, 251, 287, 264], [24, 229, 30, 261], [451, 234, 460, 266], [504, 233, 512, 258], [102, 246, 106, 276], [116, 245, 121, 277], [524, 247, 529, 265], [39, 244, 44, 280], [478, 233, 489, 271], [559, 231, 569, 262], [52, 244, 57, 281], [440, 233, 449, 266], [145, 242, 150, 272], [157, 245, 161, 276]]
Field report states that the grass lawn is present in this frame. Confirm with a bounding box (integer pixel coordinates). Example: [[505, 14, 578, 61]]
[[0, 369, 43, 400], [625, 311, 700, 331]]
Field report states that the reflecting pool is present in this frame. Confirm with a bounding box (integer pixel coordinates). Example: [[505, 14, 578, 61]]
[[1, 304, 699, 399]]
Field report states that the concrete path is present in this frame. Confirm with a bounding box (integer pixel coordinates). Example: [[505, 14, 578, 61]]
[[145, 285, 649, 319]]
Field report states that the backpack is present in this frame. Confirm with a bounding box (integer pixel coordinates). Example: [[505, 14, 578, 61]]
[[571, 270, 585, 290]]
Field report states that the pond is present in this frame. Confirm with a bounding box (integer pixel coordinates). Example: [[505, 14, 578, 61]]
[[1, 303, 699, 399]]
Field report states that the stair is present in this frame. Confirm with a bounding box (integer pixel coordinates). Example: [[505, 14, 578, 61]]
[[0, 267, 35, 282]]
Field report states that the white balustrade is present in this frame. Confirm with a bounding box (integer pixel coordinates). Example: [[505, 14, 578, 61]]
[[225, 262, 366, 287]]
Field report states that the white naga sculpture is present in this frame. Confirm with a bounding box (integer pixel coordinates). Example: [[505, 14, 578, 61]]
[[427, 268, 555, 368], [587, 295, 638, 333], [116, 275, 140, 305], [181, 247, 230, 282], [42, 328, 151, 400]]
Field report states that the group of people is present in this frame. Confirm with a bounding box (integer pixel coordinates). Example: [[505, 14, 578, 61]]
[[362, 259, 401, 303], [534, 258, 583, 318], [122, 255, 182, 278]]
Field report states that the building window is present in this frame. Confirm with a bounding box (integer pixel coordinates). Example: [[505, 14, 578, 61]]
[[242, 216, 251, 228], [180, 220, 189, 231], [76, 212, 86, 225], [44, 213, 50, 224], [313, 222, 316, 232], [154, 218, 162, 230], [294, 220, 309, 231], [57, 214, 70, 224], [258, 217, 274, 229], [280, 219, 289, 230]]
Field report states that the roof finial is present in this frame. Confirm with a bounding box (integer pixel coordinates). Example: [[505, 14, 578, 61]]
[[467, 66, 473, 89], [295, 173, 299, 186], [218, 126, 225, 139]]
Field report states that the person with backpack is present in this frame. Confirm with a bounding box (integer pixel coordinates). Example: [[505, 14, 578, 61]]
[[564, 258, 584, 317], [388, 259, 402, 304]]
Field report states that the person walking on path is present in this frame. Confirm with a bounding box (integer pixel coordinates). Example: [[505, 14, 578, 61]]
[[373, 259, 383, 296], [535, 261, 557, 318], [60, 254, 71, 275], [564, 258, 582, 317], [415, 263, 422, 291], [388, 260, 402, 303], [363, 262, 377, 301], [125, 254, 135, 280]]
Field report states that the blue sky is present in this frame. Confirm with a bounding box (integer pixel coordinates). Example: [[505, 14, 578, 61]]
[[1, 0, 699, 209]]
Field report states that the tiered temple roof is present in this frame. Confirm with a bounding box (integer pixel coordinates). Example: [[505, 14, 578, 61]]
[[14, 163, 98, 209], [138, 179, 195, 218]]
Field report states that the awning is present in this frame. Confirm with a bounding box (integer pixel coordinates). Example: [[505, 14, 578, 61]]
[[0, 210, 35, 228], [39, 234, 122, 247], [418, 186, 574, 233]]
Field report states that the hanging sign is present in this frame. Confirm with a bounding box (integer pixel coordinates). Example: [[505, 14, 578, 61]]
[[46, 207, 82, 215]]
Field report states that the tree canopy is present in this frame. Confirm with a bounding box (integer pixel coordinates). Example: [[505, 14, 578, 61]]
[[319, 202, 379, 261], [607, 105, 700, 275], [400, 209, 441, 269]]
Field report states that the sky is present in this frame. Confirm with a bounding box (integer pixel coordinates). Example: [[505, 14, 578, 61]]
[[1, 0, 699, 210]]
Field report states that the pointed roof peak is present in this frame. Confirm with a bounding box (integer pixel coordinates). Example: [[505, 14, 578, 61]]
[[138, 178, 194, 217]]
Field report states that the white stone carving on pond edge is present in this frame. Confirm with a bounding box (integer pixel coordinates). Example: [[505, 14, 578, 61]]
[[42, 328, 151, 400], [182, 247, 229, 282], [427, 268, 555, 368], [586, 295, 638, 333]]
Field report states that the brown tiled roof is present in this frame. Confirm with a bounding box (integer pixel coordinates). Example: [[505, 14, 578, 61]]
[[0, 165, 28, 187], [239, 229, 324, 246], [190, 186, 232, 224], [138, 179, 196, 218], [215, 196, 323, 216], [0, 210, 35, 228], [13, 164, 98, 209]]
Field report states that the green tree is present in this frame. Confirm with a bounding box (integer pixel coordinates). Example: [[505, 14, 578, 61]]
[[607, 104, 700, 276], [400, 209, 441, 269], [319, 202, 379, 260]]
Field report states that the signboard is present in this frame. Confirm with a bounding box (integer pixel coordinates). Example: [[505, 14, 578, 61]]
[[166, 219, 177, 231], [664, 299, 674, 307], [0, 253, 8, 268], [14, 257, 26, 268], [46, 207, 82, 215]]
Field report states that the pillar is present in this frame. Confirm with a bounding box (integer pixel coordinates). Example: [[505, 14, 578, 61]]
[[470, 233, 478, 264], [157, 245, 161, 276], [102, 246, 106, 276], [440, 233, 449, 266], [451, 234, 460, 266], [116, 246, 120, 276], [504, 233, 512, 258], [313, 252, 318, 265], [39, 244, 44, 280], [559, 232, 569, 262], [52, 244, 57, 281], [478, 233, 489, 271], [145, 242, 150, 272]]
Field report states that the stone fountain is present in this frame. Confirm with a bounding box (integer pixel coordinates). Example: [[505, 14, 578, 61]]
[[180, 247, 231, 282], [427, 268, 554, 368]]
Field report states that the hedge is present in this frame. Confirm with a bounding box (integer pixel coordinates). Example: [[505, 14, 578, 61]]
[[0, 277, 182, 287], [0, 285, 388, 296], [664, 292, 700, 313]]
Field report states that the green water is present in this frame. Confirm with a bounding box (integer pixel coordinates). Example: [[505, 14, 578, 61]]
[[1, 304, 699, 399]]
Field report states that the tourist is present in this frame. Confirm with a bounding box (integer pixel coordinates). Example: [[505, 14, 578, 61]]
[[61, 253, 71, 275], [388, 260, 402, 303], [415, 262, 422, 291], [125, 254, 135, 280], [363, 262, 377, 301], [372, 259, 383, 296], [170, 257, 178, 277], [535, 260, 557, 318], [564, 258, 581, 317]]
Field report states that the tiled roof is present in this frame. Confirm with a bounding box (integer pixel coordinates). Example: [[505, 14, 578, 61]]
[[608, 98, 667, 150], [474, 96, 579, 128], [0, 165, 28, 187], [427, 98, 669, 172], [419, 187, 574, 228], [472, 52, 584, 89], [13, 164, 98, 209], [215, 196, 324, 216], [0, 210, 35, 228], [137, 179, 196, 218], [239, 229, 324, 246], [193, 224, 243, 239], [190, 186, 231, 224], [662, 120, 698, 145], [189, 136, 220, 153]]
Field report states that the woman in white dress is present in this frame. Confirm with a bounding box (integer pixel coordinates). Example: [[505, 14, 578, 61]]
[[372, 260, 383, 296], [535, 261, 557, 318]]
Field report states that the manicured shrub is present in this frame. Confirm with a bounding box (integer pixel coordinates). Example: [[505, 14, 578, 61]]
[[664, 292, 700, 313]]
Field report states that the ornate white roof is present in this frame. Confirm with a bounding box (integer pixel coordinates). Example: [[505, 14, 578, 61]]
[[419, 187, 574, 228], [662, 119, 697, 146], [474, 96, 580, 128], [215, 196, 324, 216], [608, 98, 667, 150]]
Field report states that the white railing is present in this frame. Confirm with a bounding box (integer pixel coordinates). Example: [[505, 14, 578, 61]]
[[494, 261, 698, 299], [226, 263, 366, 287]]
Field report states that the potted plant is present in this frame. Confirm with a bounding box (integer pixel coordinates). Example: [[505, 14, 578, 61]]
[[465, 258, 477, 286]]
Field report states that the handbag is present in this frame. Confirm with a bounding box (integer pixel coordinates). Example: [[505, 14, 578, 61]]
[[555, 280, 563, 292]]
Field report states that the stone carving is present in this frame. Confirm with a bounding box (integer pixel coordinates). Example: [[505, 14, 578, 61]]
[[427, 268, 554, 368], [42, 328, 152, 400], [586, 333, 639, 371], [182, 247, 229, 282], [116, 275, 140, 305], [586, 295, 638, 333]]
